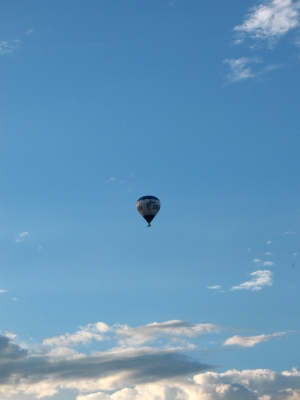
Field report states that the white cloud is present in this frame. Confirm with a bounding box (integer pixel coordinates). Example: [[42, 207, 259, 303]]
[[26, 29, 35, 35], [225, 1, 300, 83], [76, 368, 300, 400], [0, 39, 20, 55], [43, 320, 220, 349], [224, 57, 261, 82], [0, 332, 211, 398], [277, 230, 299, 235], [15, 231, 29, 243], [223, 332, 285, 347], [266, 240, 273, 244], [231, 270, 273, 291], [0, 289, 7, 293], [5, 332, 17, 339], [224, 57, 281, 83], [193, 368, 300, 400], [253, 259, 262, 263], [263, 261, 275, 266], [207, 285, 225, 293], [43, 322, 110, 347], [234, 0, 300, 43], [115, 320, 221, 347], [0, 323, 298, 399]]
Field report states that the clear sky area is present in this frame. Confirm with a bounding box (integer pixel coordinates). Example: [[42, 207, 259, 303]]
[[1, 1, 300, 399]]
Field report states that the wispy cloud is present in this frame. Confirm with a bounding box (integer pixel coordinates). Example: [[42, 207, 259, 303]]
[[234, 0, 300, 44], [105, 177, 116, 183], [115, 320, 221, 347], [223, 332, 285, 347], [278, 230, 299, 234], [231, 270, 273, 291], [15, 231, 29, 243], [0, 39, 20, 55], [263, 261, 275, 266], [0, 289, 8, 293], [42, 320, 221, 349], [207, 285, 222, 290], [224, 57, 261, 82], [224, 57, 281, 83], [207, 285, 225, 293], [25, 29, 35, 35]]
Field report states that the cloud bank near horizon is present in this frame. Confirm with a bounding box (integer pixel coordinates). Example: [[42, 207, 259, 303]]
[[76, 368, 300, 400], [0, 320, 293, 399]]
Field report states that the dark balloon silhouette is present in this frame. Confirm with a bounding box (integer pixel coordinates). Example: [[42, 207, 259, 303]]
[[136, 196, 161, 227]]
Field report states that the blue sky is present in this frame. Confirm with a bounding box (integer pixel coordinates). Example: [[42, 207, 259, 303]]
[[1, 0, 300, 399]]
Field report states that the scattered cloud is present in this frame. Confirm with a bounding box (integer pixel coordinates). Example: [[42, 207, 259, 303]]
[[224, 57, 262, 82], [15, 231, 29, 243], [278, 230, 299, 235], [263, 261, 275, 266], [0, 39, 20, 55], [223, 332, 285, 347], [224, 0, 300, 82], [266, 240, 273, 244], [231, 270, 273, 291], [207, 285, 225, 293], [105, 177, 116, 183], [26, 29, 35, 35], [266, 252, 273, 255], [234, 0, 300, 45], [0, 289, 7, 293], [223, 57, 281, 83], [253, 259, 262, 263]]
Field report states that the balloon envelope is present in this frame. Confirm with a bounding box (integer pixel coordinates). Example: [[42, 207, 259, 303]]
[[136, 196, 161, 226]]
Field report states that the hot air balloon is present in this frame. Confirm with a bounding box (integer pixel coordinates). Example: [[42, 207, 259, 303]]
[[136, 195, 161, 227]]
